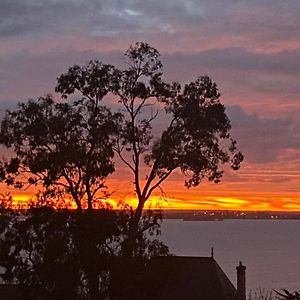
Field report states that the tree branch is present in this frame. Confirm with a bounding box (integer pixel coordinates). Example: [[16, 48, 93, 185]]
[[113, 144, 135, 173], [145, 169, 173, 200]]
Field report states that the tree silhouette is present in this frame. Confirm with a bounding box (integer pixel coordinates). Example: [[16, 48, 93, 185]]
[[56, 42, 243, 252], [275, 289, 300, 300], [0, 95, 121, 210], [0, 205, 168, 299]]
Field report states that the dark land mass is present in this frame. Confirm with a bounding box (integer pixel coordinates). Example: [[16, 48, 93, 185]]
[[161, 210, 300, 221], [2, 209, 299, 221]]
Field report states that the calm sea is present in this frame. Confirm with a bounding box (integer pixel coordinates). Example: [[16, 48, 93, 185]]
[[159, 219, 300, 293]]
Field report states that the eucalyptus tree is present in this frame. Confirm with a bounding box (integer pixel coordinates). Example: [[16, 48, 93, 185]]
[[56, 42, 243, 252], [0, 95, 121, 210]]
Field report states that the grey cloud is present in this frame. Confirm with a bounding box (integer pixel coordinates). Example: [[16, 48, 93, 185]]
[[0, 0, 179, 39], [0, 49, 123, 103], [0, 0, 103, 38], [86, 0, 300, 46], [162, 48, 300, 112], [1, 0, 300, 44], [227, 105, 300, 164], [204, 1, 300, 43], [163, 48, 300, 80]]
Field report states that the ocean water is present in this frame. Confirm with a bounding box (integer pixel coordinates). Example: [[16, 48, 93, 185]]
[[159, 219, 300, 293]]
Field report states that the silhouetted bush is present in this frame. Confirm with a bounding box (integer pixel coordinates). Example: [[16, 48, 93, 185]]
[[248, 288, 279, 300], [275, 289, 300, 300], [0, 206, 169, 299], [248, 288, 300, 300]]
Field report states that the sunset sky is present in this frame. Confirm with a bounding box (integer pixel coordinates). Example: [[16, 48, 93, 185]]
[[1, 0, 300, 210]]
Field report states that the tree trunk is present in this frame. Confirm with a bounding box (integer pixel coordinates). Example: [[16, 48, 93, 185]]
[[126, 198, 145, 258]]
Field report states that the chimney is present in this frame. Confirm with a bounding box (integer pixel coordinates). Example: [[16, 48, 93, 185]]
[[236, 261, 246, 300]]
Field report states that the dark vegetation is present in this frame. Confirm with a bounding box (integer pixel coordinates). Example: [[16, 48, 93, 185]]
[[0, 42, 243, 298], [275, 290, 300, 300], [248, 289, 300, 300], [0, 203, 168, 299]]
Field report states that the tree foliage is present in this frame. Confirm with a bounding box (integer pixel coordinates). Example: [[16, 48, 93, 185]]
[[0, 205, 168, 299], [275, 290, 300, 300], [0, 96, 121, 210]]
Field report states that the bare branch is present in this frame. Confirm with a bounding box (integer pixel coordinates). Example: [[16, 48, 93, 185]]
[[146, 169, 173, 200], [113, 145, 135, 173]]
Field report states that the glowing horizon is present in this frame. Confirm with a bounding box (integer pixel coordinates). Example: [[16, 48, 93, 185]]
[[5, 191, 300, 212]]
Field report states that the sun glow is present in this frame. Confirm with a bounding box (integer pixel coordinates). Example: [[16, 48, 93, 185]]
[[2, 189, 300, 212]]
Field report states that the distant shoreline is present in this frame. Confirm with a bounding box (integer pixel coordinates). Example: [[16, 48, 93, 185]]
[[161, 210, 300, 220], [2, 208, 300, 220]]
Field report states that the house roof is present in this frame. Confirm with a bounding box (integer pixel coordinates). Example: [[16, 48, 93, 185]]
[[0, 257, 238, 300], [143, 256, 237, 300]]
